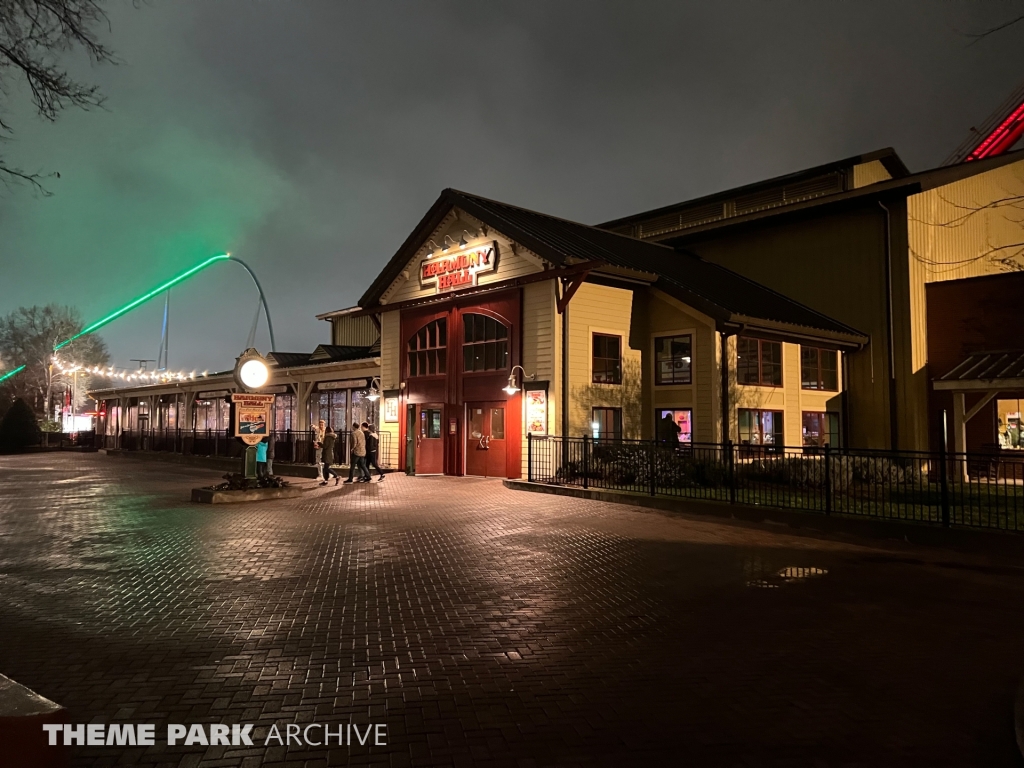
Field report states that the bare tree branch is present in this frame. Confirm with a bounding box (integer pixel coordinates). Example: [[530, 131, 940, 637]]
[[963, 13, 1024, 45], [0, 0, 116, 190]]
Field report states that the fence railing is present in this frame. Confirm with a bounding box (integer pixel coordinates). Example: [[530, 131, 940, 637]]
[[527, 435, 1024, 532], [97, 429, 393, 468]]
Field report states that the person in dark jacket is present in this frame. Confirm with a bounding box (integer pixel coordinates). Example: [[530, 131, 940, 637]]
[[365, 423, 385, 481], [320, 426, 341, 486]]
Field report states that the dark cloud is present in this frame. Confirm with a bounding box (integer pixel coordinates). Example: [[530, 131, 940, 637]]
[[0, 0, 1021, 372]]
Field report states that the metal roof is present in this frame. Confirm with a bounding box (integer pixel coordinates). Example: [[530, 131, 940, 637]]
[[935, 351, 1024, 390], [360, 188, 866, 345]]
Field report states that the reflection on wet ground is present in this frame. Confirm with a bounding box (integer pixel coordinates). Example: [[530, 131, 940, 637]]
[[0, 454, 1023, 766]]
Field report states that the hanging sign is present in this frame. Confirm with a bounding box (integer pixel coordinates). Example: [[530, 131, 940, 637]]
[[419, 241, 499, 294], [231, 393, 275, 445]]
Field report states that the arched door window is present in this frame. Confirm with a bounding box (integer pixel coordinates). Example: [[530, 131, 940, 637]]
[[463, 313, 509, 372], [407, 317, 447, 377]]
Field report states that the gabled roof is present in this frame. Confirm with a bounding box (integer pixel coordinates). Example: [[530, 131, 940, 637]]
[[607, 148, 1024, 244], [360, 188, 866, 345], [267, 351, 312, 368], [309, 343, 379, 363], [599, 147, 910, 233]]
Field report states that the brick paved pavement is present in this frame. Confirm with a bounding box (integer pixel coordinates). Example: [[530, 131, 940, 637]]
[[1, 453, 1024, 767]]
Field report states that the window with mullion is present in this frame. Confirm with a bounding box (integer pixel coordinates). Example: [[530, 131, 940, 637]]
[[407, 317, 447, 377], [737, 337, 782, 387], [462, 313, 509, 373], [654, 335, 692, 385], [592, 333, 622, 384], [800, 347, 838, 391]]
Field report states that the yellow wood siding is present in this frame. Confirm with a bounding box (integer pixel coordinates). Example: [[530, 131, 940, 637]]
[[377, 310, 401, 468], [382, 210, 547, 306], [645, 290, 718, 442], [852, 160, 893, 188], [566, 283, 642, 437], [520, 281, 556, 476], [732, 341, 843, 446]]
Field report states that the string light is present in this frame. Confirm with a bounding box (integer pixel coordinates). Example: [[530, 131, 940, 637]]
[[52, 357, 202, 385]]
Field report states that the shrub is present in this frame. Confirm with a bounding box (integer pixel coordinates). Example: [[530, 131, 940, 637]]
[[0, 398, 41, 453], [211, 473, 290, 491]]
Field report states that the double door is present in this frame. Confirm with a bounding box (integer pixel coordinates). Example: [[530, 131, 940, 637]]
[[465, 401, 506, 478]]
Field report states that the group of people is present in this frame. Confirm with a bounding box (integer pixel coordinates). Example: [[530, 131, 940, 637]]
[[311, 419, 385, 486]]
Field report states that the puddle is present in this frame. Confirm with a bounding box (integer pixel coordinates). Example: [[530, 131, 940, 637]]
[[747, 565, 828, 589]]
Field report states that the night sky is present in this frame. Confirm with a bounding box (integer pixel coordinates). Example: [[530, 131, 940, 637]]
[[0, 1, 1021, 373]]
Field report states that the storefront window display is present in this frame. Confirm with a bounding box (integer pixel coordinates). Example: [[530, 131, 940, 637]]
[[997, 399, 1024, 449], [801, 411, 839, 448], [656, 408, 692, 443], [738, 409, 784, 447]]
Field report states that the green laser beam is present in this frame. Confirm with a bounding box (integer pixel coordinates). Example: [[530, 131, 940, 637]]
[[53, 253, 230, 351], [0, 364, 27, 384]]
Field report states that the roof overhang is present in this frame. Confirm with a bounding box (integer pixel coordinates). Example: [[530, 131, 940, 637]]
[[933, 378, 1024, 392]]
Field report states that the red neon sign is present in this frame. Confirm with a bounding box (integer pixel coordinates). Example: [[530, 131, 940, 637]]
[[965, 98, 1024, 162]]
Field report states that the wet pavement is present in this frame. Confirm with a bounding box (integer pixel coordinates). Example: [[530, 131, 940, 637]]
[[1, 452, 1024, 767]]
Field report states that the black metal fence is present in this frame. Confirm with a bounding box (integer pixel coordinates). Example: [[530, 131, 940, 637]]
[[96, 429, 393, 467], [527, 435, 1024, 532]]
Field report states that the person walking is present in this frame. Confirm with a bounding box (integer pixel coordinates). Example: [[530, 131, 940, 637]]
[[265, 433, 275, 476], [364, 423, 385, 481], [256, 436, 269, 478], [312, 419, 325, 483], [344, 420, 371, 483], [321, 426, 340, 486]]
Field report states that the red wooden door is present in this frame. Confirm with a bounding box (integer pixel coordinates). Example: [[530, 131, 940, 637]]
[[415, 404, 444, 475], [465, 402, 507, 477]]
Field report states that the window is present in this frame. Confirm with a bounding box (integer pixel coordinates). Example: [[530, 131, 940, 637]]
[[274, 393, 296, 432], [421, 408, 442, 439], [738, 409, 784, 446], [802, 412, 839, 448], [592, 334, 622, 384], [656, 409, 692, 444], [998, 399, 1024, 449], [800, 347, 838, 391], [462, 313, 509, 372], [407, 318, 447, 377], [736, 337, 782, 387], [315, 390, 347, 430], [654, 335, 692, 385], [592, 407, 622, 440]]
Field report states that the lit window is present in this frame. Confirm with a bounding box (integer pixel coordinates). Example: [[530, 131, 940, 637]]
[[801, 412, 839, 448], [738, 409, 784, 447], [656, 409, 692, 443], [592, 407, 622, 440]]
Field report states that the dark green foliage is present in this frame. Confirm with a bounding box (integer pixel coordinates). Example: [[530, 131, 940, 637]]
[[211, 473, 290, 491], [0, 398, 41, 453]]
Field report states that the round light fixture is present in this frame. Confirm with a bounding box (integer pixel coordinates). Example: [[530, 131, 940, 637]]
[[233, 348, 270, 391], [239, 358, 269, 389]]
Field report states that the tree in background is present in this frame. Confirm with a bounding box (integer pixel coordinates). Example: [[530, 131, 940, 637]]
[[0, 398, 41, 452], [0, 305, 109, 420], [0, 0, 116, 190]]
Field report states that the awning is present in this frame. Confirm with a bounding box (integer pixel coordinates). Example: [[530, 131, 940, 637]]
[[933, 350, 1024, 392]]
